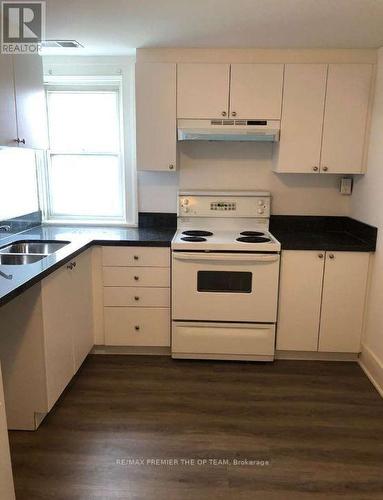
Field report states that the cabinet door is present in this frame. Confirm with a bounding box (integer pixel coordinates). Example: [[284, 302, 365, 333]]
[[276, 251, 324, 351], [274, 64, 327, 173], [319, 252, 369, 353], [136, 63, 177, 171], [177, 63, 230, 119], [13, 54, 48, 150], [42, 264, 75, 410], [69, 251, 94, 371], [230, 64, 283, 119], [320, 64, 373, 174], [0, 56, 17, 148], [0, 366, 15, 500]]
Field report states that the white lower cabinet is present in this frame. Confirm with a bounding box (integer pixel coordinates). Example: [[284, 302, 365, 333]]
[[276, 250, 370, 353], [0, 250, 94, 429], [102, 247, 171, 347], [0, 365, 15, 500]]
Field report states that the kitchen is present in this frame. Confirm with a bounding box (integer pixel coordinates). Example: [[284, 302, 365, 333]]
[[1, 1, 383, 498]]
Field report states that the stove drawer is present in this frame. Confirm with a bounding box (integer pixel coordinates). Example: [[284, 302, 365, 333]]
[[104, 287, 170, 307], [172, 322, 275, 361], [103, 267, 170, 287]]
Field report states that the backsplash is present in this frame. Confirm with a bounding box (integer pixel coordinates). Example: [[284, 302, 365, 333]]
[[0, 211, 42, 241]]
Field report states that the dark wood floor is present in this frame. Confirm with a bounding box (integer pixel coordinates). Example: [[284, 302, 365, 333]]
[[8, 355, 383, 500]]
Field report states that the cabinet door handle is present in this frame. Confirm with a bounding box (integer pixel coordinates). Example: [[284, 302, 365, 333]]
[[231, 111, 237, 117], [221, 111, 227, 117], [72, 261, 76, 268], [328, 253, 335, 259], [20, 138, 25, 144], [168, 164, 175, 170], [318, 253, 324, 259], [322, 166, 328, 172], [134, 255, 139, 261], [15, 138, 26, 144], [134, 296, 140, 301], [67, 263, 73, 270], [134, 325, 140, 331], [313, 166, 319, 172], [134, 276, 139, 281]]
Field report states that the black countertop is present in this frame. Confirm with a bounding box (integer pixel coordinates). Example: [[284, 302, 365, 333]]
[[0, 216, 377, 307], [270, 216, 377, 252], [0, 224, 175, 307]]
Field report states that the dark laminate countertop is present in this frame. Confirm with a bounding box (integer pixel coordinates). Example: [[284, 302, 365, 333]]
[[270, 216, 377, 252], [0, 224, 175, 307]]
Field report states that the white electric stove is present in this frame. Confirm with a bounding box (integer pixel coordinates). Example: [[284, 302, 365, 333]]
[[171, 191, 281, 362]]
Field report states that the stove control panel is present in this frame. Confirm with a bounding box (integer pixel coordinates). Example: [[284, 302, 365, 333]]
[[178, 192, 271, 218]]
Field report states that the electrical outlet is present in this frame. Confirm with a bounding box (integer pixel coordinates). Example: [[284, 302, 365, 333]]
[[340, 177, 353, 195]]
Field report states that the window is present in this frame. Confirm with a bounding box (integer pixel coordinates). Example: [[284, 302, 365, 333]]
[[43, 77, 132, 224]]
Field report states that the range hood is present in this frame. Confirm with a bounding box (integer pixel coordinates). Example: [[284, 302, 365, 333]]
[[177, 119, 280, 142]]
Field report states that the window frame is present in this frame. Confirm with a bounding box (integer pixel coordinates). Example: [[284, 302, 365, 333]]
[[40, 75, 137, 226]]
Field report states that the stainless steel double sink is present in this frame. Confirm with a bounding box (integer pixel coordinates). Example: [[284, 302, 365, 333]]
[[0, 240, 70, 265]]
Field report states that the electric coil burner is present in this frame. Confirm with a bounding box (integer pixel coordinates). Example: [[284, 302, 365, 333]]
[[240, 231, 265, 236], [181, 236, 207, 242], [182, 230, 213, 237], [236, 236, 271, 243], [171, 190, 281, 363]]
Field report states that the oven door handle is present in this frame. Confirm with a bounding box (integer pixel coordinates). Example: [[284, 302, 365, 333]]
[[173, 253, 280, 263]]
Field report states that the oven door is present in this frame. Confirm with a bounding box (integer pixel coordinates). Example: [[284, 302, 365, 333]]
[[172, 252, 280, 322]]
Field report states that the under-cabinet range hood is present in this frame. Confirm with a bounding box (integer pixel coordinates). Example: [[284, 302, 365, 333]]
[[177, 119, 280, 142]]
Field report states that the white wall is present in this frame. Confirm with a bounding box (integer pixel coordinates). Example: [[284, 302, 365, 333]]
[[0, 147, 39, 221], [179, 142, 350, 215], [352, 47, 383, 370]]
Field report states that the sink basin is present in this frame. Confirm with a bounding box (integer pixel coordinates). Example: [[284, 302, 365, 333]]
[[0, 240, 70, 255], [0, 254, 45, 265]]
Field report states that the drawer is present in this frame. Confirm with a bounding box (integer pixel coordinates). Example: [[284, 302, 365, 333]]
[[103, 267, 170, 287], [102, 247, 170, 267], [104, 287, 170, 307], [104, 307, 170, 346]]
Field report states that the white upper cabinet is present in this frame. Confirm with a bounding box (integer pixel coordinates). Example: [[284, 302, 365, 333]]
[[0, 56, 17, 148], [274, 63, 373, 174], [177, 63, 230, 119], [318, 252, 369, 353], [13, 55, 48, 149], [274, 64, 327, 173], [136, 62, 177, 171], [229, 64, 283, 119], [0, 54, 48, 149], [320, 64, 373, 174]]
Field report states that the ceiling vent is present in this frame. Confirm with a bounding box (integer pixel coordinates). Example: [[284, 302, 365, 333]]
[[41, 40, 83, 49]]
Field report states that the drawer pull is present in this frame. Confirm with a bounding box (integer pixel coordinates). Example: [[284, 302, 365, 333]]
[[134, 255, 139, 260], [134, 296, 140, 301], [134, 276, 139, 281], [134, 325, 140, 331]]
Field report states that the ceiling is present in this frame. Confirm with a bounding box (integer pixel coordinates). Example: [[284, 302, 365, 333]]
[[44, 0, 383, 56]]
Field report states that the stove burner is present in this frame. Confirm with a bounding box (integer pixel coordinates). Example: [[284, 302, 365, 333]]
[[181, 236, 207, 242], [240, 231, 265, 237], [236, 236, 271, 243], [182, 230, 213, 237]]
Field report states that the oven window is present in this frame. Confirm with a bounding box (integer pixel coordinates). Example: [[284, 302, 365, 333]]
[[197, 271, 252, 293]]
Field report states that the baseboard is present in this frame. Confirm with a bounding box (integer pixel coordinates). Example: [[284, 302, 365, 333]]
[[92, 345, 171, 356], [275, 350, 359, 361], [358, 344, 383, 398]]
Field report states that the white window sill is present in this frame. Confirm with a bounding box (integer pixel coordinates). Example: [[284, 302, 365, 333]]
[[42, 219, 138, 228]]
